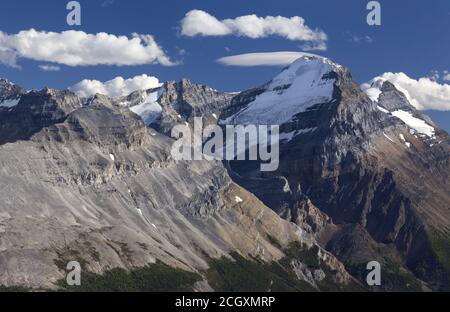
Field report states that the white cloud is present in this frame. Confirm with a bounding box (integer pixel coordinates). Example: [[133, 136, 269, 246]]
[[39, 64, 60, 72], [0, 46, 19, 68], [69, 74, 162, 98], [363, 72, 450, 111], [426, 70, 450, 82], [300, 41, 327, 51], [350, 35, 373, 44], [217, 51, 320, 67], [181, 10, 231, 37], [428, 70, 440, 82], [181, 10, 327, 48], [0, 29, 174, 68], [443, 70, 450, 81]]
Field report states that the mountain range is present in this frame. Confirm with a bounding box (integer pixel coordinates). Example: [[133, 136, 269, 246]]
[[0, 55, 449, 291]]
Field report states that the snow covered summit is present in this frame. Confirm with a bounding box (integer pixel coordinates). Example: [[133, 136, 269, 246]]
[[225, 55, 342, 126]]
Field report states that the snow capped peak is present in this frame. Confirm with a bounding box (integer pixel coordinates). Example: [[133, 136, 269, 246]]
[[0, 78, 24, 109], [0, 78, 26, 96], [0, 78, 16, 92], [228, 55, 338, 126], [361, 75, 414, 106], [269, 55, 339, 92], [0, 78, 10, 85], [362, 77, 437, 140]]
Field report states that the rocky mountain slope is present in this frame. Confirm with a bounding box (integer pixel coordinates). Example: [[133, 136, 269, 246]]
[[221, 56, 450, 290], [0, 55, 449, 291], [0, 77, 353, 291]]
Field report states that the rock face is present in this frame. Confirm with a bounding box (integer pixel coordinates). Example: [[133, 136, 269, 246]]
[[221, 56, 450, 290], [116, 79, 235, 135], [0, 78, 25, 102], [0, 55, 449, 291], [0, 78, 351, 290], [0, 87, 82, 145]]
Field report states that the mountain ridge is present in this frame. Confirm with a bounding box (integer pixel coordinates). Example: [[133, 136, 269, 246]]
[[0, 66, 354, 290], [0, 55, 449, 291], [220, 56, 450, 290]]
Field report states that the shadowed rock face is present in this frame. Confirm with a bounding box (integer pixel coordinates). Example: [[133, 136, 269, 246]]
[[0, 79, 351, 290], [0, 78, 25, 100], [0, 88, 83, 145]]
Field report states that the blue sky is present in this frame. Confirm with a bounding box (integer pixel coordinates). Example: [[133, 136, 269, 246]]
[[0, 0, 449, 131]]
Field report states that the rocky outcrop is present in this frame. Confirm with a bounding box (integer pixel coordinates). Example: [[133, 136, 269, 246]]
[[151, 79, 234, 135]]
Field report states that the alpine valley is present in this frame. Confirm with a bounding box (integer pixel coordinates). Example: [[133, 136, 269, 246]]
[[0, 55, 449, 292]]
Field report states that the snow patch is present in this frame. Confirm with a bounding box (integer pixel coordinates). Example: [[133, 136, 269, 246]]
[[0, 97, 20, 108], [235, 196, 243, 203], [399, 134, 411, 148], [383, 132, 394, 143], [129, 90, 163, 126], [391, 110, 435, 139], [377, 105, 389, 114], [364, 87, 383, 102]]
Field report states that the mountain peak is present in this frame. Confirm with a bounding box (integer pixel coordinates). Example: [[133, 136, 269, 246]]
[[0, 78, 25, 108], [224, 55, 341, 126], [380, 80, 397, 92], [0, 78, 15, 91], [269, 55, 341, 91]]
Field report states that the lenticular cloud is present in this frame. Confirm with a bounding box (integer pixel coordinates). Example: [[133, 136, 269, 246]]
[[217, 51, 320, 67], [0, 29, 174, 68]]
